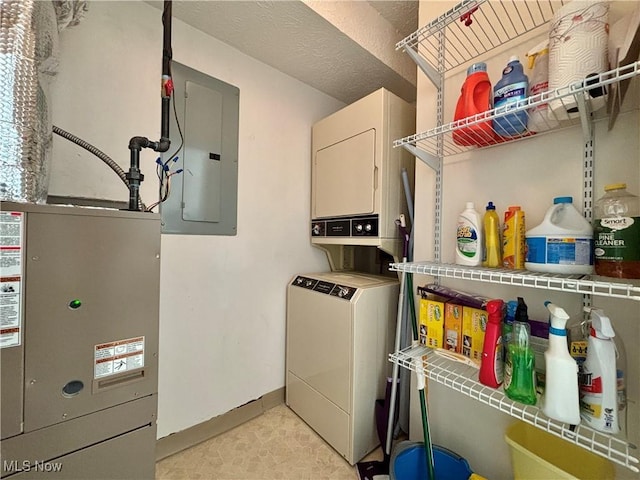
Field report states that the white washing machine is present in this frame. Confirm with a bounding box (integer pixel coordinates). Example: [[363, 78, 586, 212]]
[[285, 271, 398, 465]]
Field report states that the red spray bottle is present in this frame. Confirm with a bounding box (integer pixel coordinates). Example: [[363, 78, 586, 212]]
[[479, 299, 504, 388]]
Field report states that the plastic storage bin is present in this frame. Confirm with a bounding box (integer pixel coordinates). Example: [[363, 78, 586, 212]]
[[390, 441, 476, 480], [505, 421, 615, 479]]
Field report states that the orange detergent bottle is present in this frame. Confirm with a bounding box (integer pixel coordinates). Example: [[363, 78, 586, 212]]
[[452, 62, 495, 147]]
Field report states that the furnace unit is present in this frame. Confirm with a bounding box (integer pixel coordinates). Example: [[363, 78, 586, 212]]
[[0, 202, 160, 479]]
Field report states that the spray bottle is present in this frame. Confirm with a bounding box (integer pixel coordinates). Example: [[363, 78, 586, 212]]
[[504, 297, 537, 405], [580, 308, 619, 434], [542, 302, 580, 424], [479, 299, 504, 388]]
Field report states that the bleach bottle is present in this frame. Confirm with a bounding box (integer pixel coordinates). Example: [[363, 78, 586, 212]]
[[542, 302, 581, 425], [493, 56, 529, 137], [580, 308, 619, 434], [525, 196, 594, 274]]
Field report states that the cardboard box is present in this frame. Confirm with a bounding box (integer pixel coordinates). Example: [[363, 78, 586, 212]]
[[418, 295, 446, 348], [462, 306, 487, 364], [444, 302, 463, 353]]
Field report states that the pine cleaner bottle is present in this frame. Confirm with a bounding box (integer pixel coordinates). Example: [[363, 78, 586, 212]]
[[493, 56, 529, 137], [580, 308, 619, 434], [504, 297, 537, 405], [594, 183, 640, 278], [456, 202, 483, 266], [483, 201, 502, 268], [452, 62, 495, 147], [542, 302, 581, 425], [479, 299, 504, 388], [525, 196, 594, 274]]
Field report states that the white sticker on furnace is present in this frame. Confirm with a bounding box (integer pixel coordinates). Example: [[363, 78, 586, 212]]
[[1, 211, 24, 349], [94, 336, 145, 379]]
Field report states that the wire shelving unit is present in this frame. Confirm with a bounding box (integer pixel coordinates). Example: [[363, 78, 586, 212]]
[[390, 344, 640, 472], [389, 261, 640, 302], [392, 0, 640, 473], [394, 62, 640, 163]]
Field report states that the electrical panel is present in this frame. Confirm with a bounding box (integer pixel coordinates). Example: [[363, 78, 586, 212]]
[[161, 62, 239, 235]]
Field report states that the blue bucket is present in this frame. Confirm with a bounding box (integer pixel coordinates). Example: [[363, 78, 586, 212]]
[[390, 441, 473, 480]]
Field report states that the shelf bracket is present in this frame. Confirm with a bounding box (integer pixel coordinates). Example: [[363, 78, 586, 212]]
[[403, 47, 442, 88], [574, 92, 593, 143], [402, 144, 440, 172]]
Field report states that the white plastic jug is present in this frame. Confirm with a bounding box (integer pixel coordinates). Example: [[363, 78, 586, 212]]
[[525, 197, 594, 274]]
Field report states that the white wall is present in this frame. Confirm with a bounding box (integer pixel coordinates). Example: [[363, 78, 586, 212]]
[[50, 1, 344, 438], [410, 2, 640, 479]]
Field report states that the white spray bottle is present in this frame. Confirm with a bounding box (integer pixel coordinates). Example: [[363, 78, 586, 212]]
[[580, 308, 619, 434], [542, 302, 581, 425]]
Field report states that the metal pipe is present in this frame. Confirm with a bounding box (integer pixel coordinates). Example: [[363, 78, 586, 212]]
[[126, 0, 173, 210]]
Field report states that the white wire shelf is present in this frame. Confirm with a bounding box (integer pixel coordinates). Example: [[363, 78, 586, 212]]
[[390, 344, 640, 472], [389, 261, 640, 302], [393, 62, 640, 164], [396, 0, 564, 82]]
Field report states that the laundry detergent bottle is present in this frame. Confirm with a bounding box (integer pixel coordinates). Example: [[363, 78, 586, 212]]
[[453, 62, 494, 147], [542, 302, 581, 425], [580, 308, 619, 434], [493, 56, 529, 137], [456, 202, 483, 266]]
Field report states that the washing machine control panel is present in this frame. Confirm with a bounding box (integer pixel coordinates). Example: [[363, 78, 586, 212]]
[[291, 276, 356, 300]]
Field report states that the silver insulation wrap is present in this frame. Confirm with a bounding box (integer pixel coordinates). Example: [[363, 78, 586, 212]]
[[1, 0, 59, 203]]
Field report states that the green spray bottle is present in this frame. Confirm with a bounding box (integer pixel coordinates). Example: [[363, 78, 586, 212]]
[[504, 297, 537, 405]]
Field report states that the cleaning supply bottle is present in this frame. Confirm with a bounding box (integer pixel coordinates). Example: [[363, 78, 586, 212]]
[[504, 297, 537, 405], [452, 62, 494, 147], [493, 56, 529, 137], [483, 202, 502, 268], [542, 302, 581, 425], [502, 206, 525, 269], [593, 183, 640, 279], [502, 300, 517, 362], [456, 202, 483, 266], [479, 299, 504, 388], [580, 308, 619, 434], [525, 196, 594, 274], [614, 331, 627, 437]]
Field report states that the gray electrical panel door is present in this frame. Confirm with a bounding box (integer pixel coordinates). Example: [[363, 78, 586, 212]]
[[161, 62, 239, 235], [183, 81, 223, 223]]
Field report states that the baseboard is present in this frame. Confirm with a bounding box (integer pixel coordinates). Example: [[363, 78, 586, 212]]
[[155, 387, 285, 461]]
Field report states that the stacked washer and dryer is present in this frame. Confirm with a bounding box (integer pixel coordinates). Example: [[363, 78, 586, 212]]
[[285, 88, 415, 465]]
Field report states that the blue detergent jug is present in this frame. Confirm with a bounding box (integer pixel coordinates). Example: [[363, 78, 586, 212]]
[[494, 56, 529, 137]]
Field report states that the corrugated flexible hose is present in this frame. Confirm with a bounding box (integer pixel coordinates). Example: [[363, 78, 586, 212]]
[[53, 125, 144, 210]]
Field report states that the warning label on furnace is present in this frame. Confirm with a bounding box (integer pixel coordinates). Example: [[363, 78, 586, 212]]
[[1, 212, 23, 349], [94, 336, 145, 379]]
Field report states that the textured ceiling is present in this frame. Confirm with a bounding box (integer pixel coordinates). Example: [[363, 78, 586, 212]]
[[146, 1, 418, 104]]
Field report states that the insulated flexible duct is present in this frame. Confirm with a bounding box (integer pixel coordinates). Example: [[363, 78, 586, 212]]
[[0, 0, 59, 203]]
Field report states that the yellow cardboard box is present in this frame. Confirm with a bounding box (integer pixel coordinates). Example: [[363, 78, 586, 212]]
[[418, 295, 446, 348], [462, 306, 487, 364], [444, 302, 463, 353]]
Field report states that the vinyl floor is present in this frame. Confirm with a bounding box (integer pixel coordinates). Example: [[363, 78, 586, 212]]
[[155, 404, 383, 480]]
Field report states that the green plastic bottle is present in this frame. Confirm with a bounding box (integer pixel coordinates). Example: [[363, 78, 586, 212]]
[[504, 297, 537, 405]]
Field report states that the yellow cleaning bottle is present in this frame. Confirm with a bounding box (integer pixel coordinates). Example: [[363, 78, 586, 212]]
[[483, 201, 502, 268]]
